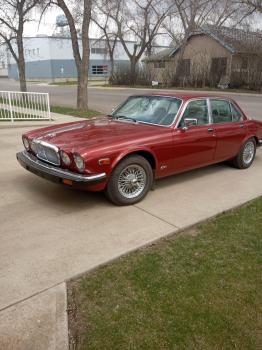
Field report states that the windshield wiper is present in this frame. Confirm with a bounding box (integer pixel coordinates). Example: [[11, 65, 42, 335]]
[[113, 115, 138, 123]]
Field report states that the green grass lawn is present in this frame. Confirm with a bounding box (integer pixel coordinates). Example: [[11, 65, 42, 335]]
[[50, 80, 107, 87], [50, 106, 100, 118], [50, 80, 78, 86], [0, 106, 100, 121], [68, 197, 262, 350]]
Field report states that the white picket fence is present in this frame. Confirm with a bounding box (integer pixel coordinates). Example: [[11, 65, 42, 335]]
[[0, 91, 51, 122]]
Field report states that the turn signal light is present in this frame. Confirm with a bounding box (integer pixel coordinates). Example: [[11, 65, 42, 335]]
[[63, 179, 73, 186], [98, 158, 111, 166]]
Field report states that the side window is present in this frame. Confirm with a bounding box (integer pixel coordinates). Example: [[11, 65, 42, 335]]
[[178, 100, 208, 128], [231, 103, 243, 122], [211, 100, 232, 124]]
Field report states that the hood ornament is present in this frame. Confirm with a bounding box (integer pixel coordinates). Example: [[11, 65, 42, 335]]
[[47, 133, 57, 138]]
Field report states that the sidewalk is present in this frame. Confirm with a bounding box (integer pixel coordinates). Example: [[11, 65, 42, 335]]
[[0, 112, 83, 129], [0, 115, 261, 350]]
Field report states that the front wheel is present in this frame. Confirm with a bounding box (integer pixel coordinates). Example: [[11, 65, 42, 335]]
[[105, 155, 153, 205], [232, 138, 256, 169]]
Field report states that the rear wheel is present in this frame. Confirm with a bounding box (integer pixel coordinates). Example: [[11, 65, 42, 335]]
[[232, 138, 256, 169], [105, 155, 153, 205]]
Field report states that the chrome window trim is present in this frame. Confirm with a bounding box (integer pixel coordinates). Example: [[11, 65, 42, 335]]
[[112, 95, 183, 128], [174, 98, 211, 129], [207, 98, 212, 124]]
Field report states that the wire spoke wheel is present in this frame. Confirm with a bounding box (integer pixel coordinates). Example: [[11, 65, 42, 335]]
[[117, 164, 147, 199], [105, 155, 153, 205], [242, 141, 255, 165]]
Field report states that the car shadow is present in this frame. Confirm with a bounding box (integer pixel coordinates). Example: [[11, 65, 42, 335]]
[[16, 174, 108, 211], [15, 162, 234, 211]]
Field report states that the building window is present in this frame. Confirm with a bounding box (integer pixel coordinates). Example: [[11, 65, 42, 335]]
[[91, 48, 108, 55], [92, 65, 108, 75], [211, 57, 227, 76], [177, 59, 191, 77], [154, 61, 165, 69]]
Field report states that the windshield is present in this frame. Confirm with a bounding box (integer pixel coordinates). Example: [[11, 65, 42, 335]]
[[111, 96, 182, 126]]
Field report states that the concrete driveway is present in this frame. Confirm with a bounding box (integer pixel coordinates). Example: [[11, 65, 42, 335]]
[[0, 94, 262, 349]]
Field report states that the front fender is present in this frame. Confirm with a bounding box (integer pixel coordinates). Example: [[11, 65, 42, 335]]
[[110, 147, 158, 172]]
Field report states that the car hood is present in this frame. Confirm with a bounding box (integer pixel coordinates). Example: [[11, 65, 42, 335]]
[[26, 117, 164, 154]]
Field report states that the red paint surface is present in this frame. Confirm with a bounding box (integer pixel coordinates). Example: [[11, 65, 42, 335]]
[[23, 94, 262, 191]]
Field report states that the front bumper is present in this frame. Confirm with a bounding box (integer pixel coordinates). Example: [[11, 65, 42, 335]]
[[16, 151, 107, 187]]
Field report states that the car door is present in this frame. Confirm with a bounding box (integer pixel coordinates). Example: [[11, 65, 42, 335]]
[[171, 99, 217, 172], [209, 99, 247, 161]]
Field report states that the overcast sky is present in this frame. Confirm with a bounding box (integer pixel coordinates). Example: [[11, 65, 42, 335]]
[[24, 7, 262, 40], [24, 7, 100, 38]]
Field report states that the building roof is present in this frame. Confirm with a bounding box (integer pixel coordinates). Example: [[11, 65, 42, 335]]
[[201, 25, 262, 54], [143, 47, 175, 61], [146, 25, 262, 62]]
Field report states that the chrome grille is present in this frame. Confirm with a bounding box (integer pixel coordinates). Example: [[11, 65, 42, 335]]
[[32, 140, 60, 166]]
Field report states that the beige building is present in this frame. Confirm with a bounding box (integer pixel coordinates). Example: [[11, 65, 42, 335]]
[[146, 25, 262, 89]]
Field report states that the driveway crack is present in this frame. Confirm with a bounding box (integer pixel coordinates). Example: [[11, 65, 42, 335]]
[[134, 205, 180, 229]]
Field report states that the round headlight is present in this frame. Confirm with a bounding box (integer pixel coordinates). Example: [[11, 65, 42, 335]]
[[74, 154, 85, 172], [22, 137, 30, 150], [61, 151, 71, 166]]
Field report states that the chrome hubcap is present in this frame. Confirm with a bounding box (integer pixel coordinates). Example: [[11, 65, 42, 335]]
[[243, 141, 255, 164], [118, 165, 147, 199]]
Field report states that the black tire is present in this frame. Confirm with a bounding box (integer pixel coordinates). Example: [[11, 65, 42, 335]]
[[232, 138, 256, 169], [105, 155, 153, 205]]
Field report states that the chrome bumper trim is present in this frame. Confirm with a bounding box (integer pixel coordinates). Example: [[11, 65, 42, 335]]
[[17, 151, 106, 183]]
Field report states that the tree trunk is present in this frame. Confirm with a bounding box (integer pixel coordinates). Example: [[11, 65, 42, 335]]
[[76, 0, 91, 111], [56, 0, 91, 111], [17, 16, 27, 92], [18, 58, 27, 92], [109, 51, 115, 80], [77, 70, 88, 111], [130, 58, 138, 85]]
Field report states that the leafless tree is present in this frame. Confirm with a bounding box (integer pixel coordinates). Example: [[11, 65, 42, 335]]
[[235, 0, 262, 13], [0, 0, 40, 92], [92, 1, 120, 80], [45, 0, 92, 111], [164, 0, 255, 45], [105, 0, 175, 85]]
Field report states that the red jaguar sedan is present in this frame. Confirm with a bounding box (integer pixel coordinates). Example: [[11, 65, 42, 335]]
[[17, 93, 262, 205]]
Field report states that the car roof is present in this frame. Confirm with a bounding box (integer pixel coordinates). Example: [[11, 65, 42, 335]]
[[130, 92, 234, 102]]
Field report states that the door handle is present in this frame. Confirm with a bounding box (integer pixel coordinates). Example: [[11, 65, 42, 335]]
[[207, 128, 214, 133], [240, 124, 245, 128]]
